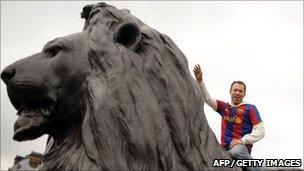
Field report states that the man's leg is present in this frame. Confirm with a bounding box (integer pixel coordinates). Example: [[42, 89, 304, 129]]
[[227, 144, 261, 171], [228, 144, 253, 159]]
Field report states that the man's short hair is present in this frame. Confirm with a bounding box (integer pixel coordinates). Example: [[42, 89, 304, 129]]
[[230, 80, 246, 92]]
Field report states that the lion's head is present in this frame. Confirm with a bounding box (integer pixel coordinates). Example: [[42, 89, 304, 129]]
[[1, 2, 233, 170]]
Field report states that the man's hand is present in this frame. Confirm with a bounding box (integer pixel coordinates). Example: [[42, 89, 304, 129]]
[[229, 139, 244, 149], [193, 64, 202, 82]]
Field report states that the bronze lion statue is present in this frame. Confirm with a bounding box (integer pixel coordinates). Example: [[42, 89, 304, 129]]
[[1, 2, 237, 170]]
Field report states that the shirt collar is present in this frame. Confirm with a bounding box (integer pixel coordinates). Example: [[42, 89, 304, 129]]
[[228, 101, 249, 107]]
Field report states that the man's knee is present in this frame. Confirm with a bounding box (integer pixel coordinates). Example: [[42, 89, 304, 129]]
[[228, 144, 250, 159]]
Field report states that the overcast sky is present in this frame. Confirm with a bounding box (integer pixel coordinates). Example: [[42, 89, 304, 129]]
[[1, 1, 303, 170]]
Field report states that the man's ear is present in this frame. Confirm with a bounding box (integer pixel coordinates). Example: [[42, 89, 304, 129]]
[[114, 22, 141, 50]]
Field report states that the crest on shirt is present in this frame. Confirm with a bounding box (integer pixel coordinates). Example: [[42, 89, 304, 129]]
[[237, 108, 244, 114]]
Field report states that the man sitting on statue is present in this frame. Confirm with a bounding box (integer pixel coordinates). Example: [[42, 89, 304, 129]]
[[193, 64, 265, 171]]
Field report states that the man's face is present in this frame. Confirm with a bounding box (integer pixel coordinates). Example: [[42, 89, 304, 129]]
[[229, 83, 246, 105]]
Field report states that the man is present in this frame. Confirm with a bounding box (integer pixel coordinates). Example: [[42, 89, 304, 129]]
[[193, 64, 265, 170]]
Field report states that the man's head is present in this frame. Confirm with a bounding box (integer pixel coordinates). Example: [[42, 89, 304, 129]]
[[229, 81, 246, 105]]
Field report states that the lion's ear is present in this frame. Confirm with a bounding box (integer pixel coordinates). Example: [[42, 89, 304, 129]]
[[114, 22, 141, 50], [81, 4, 93, 20]]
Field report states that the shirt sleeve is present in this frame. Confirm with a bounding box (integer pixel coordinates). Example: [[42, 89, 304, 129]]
[[241, 122, 265, 145], [241, 106, 264, 145], [216, 100, 227, 116], [196, 80, 217, 110], [249, 105, 262, 125]]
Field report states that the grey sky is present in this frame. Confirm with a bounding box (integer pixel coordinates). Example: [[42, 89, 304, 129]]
[[1, 1, 303, 170]]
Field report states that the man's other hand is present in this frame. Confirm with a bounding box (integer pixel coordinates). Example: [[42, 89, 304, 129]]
[[193, 64, 202, 82], [229, 139, 244, 149]]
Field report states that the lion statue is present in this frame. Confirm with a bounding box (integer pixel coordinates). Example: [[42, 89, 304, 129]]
[[1, 2, 238, 170]]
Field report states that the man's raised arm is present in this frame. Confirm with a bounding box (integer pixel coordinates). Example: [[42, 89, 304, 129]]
[[193, 64, 217, 111]]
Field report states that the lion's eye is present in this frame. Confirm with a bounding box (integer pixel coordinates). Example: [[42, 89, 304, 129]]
[[45, 46, 63, 57]]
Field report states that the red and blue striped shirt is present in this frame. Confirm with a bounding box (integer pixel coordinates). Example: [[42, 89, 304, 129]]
[[216, 100, 262, 153]]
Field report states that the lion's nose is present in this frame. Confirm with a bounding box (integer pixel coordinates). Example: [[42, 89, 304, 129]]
[[1, 66, 16, 84]]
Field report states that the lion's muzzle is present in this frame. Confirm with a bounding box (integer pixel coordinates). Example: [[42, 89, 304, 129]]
[[1, 71, 58, 141]]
